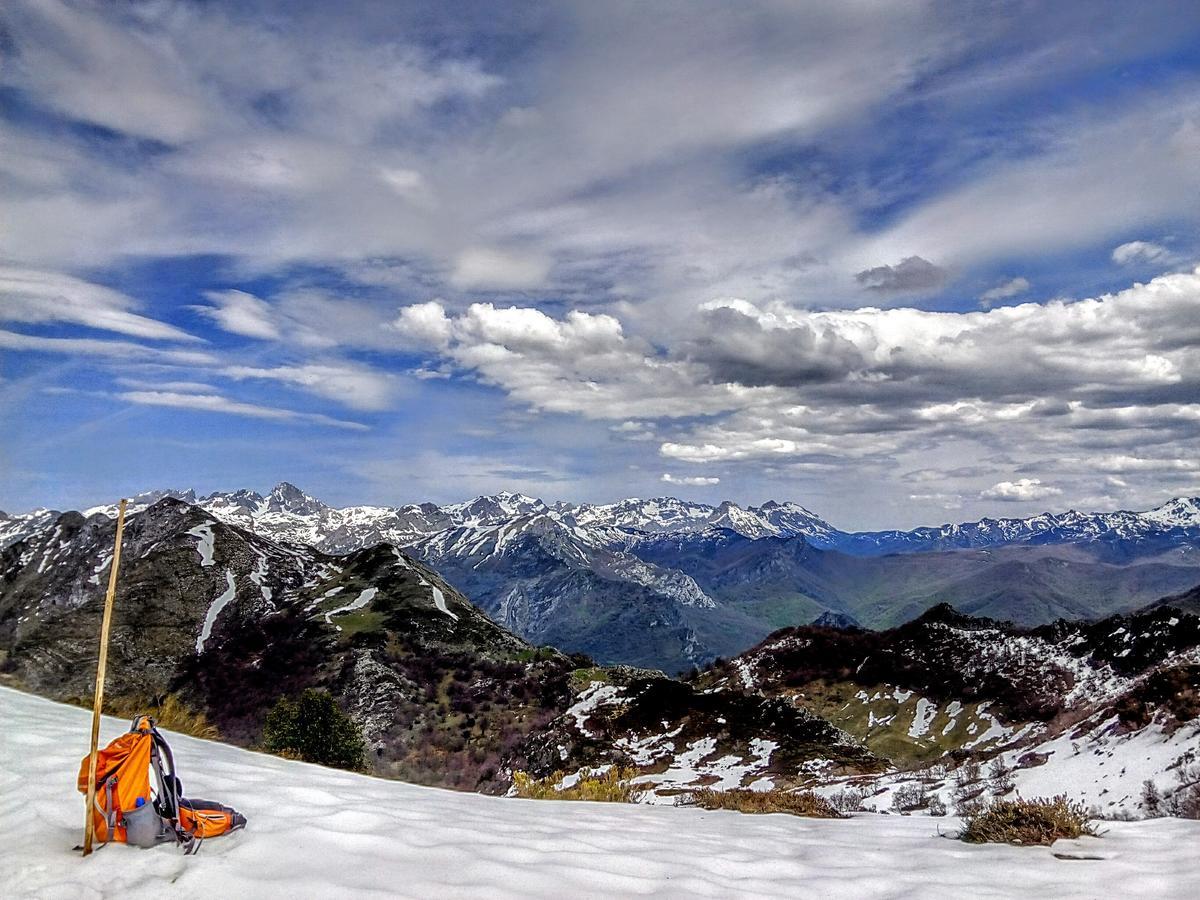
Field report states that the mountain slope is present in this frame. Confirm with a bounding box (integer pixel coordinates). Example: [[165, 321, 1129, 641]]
[[709, 601, 1200, 817]]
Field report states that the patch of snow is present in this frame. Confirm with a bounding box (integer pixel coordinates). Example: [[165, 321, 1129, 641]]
[[323, 587, 379, 625], [430, 584, 458, 622], [907, 698, 937, 738], [196, 570, 237, 652], [567, 683, 626, 737], [187, 524, 216, 567]]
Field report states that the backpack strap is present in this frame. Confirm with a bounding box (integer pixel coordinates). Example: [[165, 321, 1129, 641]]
[[148, 725, 199, 850]]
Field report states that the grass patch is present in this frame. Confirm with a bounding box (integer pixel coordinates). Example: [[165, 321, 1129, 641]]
[[960, 796, 1096, 846], [685, 788, 844, 819], [331, 609, 388, 638], [511, 766, 642, 802], [102, 694, 221, 740], [569, 667, 611, 689]]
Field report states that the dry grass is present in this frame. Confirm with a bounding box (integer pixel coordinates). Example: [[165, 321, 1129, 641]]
[[686, 788, 844, 819], [102, 694, 221, 740], [960, 796, 1096, 846], [511, 766, 644, 803]]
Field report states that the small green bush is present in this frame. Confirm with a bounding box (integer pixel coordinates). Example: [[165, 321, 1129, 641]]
[[960, 795, 1096, 845], [263, 689, 366, 771]]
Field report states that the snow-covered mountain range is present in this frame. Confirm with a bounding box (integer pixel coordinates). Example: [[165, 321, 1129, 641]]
[[33, 482, 1198, 556], [4, 484, 1200, 671]]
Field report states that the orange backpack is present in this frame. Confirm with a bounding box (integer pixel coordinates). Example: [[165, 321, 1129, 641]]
[[78, 715, 246, 853]]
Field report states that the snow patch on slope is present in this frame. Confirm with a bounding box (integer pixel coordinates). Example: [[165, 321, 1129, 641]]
[[188, 524, 216, 567], [196, 570, 236, 652]]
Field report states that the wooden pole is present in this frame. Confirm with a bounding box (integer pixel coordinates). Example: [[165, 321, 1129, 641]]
[[82, 498, 128, 857]]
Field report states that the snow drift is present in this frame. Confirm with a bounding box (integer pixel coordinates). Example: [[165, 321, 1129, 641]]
[[3, 687, 1199, 899]]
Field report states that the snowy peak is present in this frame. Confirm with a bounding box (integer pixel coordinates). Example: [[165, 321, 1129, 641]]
[[265, 481, 326, 516], [1143, 496, 1200, 528], [442, 492, 549, 525], [562, 496, 838, 541], [83, 488, 197, 519]]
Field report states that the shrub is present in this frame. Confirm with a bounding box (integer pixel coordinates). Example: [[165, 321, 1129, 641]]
[[828, 786, 868, 814], [263, 689, 366, 771], [686, 788, 843, 819], [891, 781, 927, 812], [511, 766, 643, 803], [1166, 763, 1200, 819], [959, 796, 1096, 845], [988, 758, 1015, 795], [1142, 780, 1162, 817], [954, 760, 982, 789], [928, 794, 947, 817]]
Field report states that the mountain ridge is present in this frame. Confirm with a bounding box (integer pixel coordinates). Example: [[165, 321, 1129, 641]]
[[18, 483, 1197, 557], [5, 484, 1199, 672]]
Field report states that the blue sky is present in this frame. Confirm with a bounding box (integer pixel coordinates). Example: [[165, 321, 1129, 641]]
[[2, 0, 1199, 529]]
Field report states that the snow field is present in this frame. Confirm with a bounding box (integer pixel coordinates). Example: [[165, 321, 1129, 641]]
[[4, 687, 1199, 899]]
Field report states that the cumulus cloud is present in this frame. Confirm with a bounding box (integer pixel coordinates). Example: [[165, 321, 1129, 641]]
[[979, 478, 1063, 502], [1112, 240, 1170, 266], [392, 300, 750, 418], [0, 266, 197, 341], [661, 473, 720, 486], [854, 256, 947, 293], [392, 301, 454, 349], [395, 269, 1200, 518], [979, 276, 1030, 305], [195, 290, 280, 340]]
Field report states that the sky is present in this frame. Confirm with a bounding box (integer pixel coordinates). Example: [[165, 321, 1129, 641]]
[[1, 0, 1199, 530]]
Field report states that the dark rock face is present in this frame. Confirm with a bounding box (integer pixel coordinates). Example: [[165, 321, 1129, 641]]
[[0, 499, 567, 792], [811, 610, 861, 630]]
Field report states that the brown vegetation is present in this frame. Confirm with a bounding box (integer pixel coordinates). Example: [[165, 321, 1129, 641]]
[[960, 796, 1096, 845], [685, 788, 843, 819], [511, 766, 644, 802]]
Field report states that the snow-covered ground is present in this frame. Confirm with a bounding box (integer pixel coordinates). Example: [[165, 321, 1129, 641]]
[[3, 686, 1198, 899]]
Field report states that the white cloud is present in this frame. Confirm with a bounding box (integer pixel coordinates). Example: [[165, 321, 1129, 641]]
[[392, 301, 454, 349], [979, 276, 1030, 304], [979, 478, 1063, 502], [393, 300, 752, 419], [661, 473, 719, 486], [854, 92, 1200, 271], [115, 378, 215, 394], [116, 390, 367, 430], [449, 248, 552, 291], [194, 290, 280, 340], [0, 329, 215, 365], [393, 269, 1200, 520], [1112, 240, 1170, 266], [0, 266, 197, 341], [221, 363, 393, 411]]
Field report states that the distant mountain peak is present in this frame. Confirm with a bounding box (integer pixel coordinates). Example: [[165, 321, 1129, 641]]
[[266, 482, 325, 515]]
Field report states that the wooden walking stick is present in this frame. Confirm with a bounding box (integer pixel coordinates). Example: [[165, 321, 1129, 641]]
[[82, 498, 128, 857]]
